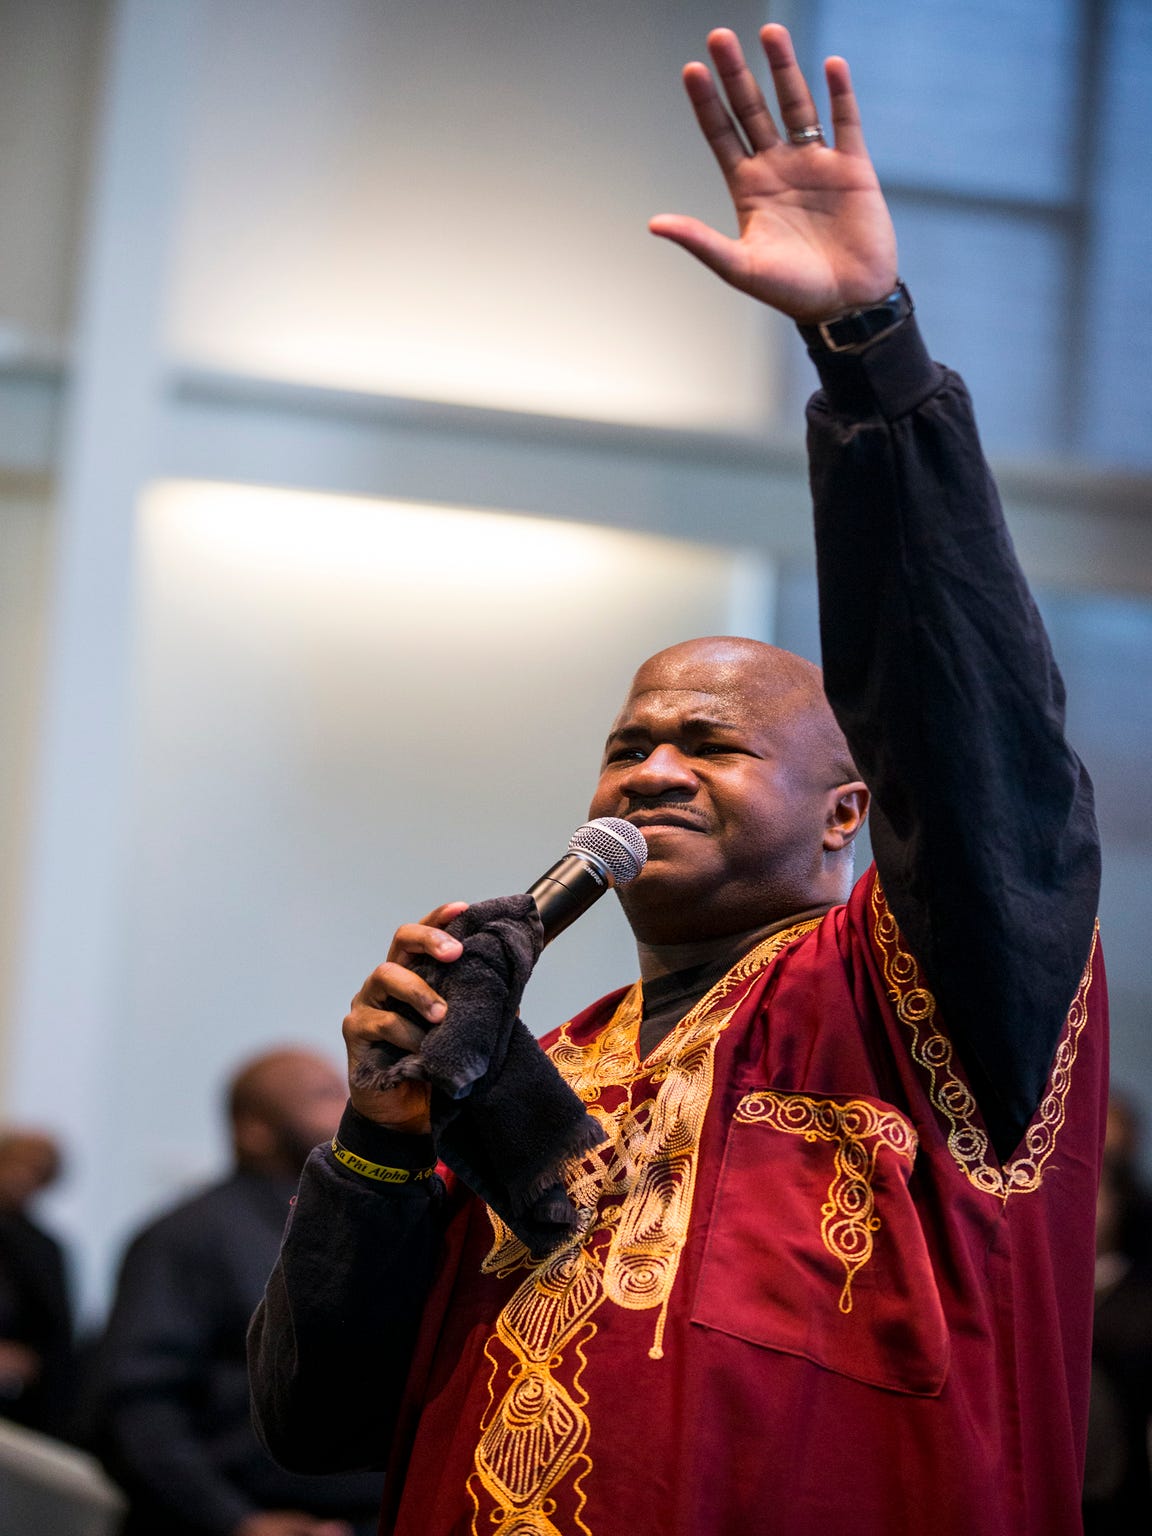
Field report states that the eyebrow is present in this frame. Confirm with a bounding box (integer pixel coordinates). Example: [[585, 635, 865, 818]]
[[604, 714, 744, 745]]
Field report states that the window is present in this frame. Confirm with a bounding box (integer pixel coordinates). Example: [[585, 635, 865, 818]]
[[780, 0, 1151, 467]]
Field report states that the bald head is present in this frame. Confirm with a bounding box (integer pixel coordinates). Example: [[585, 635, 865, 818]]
[[228, 1048, 347, 1177], [589, 635, 868, 946]]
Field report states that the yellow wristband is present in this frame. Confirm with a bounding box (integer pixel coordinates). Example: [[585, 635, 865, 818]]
[[331, 1136, 435, 1185]]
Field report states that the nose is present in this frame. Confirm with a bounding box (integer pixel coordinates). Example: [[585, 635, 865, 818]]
[[620, 744, 698, 799]]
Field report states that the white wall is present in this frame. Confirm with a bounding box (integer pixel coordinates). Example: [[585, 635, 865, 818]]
[[78, 480, 769, 1307], [167, 0, 777, 429]]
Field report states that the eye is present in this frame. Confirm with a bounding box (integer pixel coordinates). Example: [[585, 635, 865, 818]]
[[605, 745, 649, 764]]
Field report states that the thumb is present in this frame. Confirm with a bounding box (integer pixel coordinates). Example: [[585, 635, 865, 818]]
[[648, 215, 744, 287]]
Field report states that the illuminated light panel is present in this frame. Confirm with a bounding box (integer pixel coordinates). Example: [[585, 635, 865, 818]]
[[141, 481, 666, 588], [136, 485, 762, 660]]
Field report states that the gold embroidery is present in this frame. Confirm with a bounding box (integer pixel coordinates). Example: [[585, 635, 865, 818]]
[[548, 986, 644, 1105], [869, 878, 1098, 1198], [734, 1092, 917, 1311], [600, 1002, 743, 1358], [469, 917, 822, 1536], [469, 1243, 600, 1536]]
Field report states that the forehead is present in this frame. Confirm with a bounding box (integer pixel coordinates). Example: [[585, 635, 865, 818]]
[[609, 649, 798, 736], [608, 689, 742, 740]]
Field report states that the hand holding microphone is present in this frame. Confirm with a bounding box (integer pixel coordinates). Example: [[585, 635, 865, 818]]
[[343, 819, 647, 1132], [343, 900, 469, 1134]]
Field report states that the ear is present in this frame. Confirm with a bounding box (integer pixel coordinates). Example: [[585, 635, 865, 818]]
[[822, 781, 869, 853]]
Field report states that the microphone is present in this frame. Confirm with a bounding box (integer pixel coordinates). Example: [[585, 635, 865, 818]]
[[527, 818, 648, 943], [365, 818, 649, 1072]]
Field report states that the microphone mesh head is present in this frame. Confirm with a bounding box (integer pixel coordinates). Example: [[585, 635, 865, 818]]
[[567, 818, 648, 887]]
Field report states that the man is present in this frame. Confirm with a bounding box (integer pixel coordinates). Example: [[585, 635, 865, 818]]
[[95, 1048, 384, 1536], [0, 1128, 73, 1436], [248, 27, 1105, 1536]]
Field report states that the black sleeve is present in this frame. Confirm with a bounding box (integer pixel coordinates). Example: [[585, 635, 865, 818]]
[[247, 1106, 447, 1475], [804, 316, 1101, 1161]]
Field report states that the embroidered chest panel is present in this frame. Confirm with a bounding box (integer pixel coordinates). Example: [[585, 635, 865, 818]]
[[467, 919, 820, 1536]]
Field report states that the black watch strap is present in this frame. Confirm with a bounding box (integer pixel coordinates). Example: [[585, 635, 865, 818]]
[[798, 281, 914, 354]]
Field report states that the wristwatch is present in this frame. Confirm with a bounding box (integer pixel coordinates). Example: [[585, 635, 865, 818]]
[[798, 281, 914, 353]]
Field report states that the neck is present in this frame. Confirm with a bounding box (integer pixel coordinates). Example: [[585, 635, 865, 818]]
[[635, 914, 808, 983]]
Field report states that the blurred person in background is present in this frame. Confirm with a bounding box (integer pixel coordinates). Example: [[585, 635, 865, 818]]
[[0, 1128, 74, 1436], [1102, 1091, 1152, 1265], [1083, 1094, 1152, 1532], [93, 1047, 383, 1536]]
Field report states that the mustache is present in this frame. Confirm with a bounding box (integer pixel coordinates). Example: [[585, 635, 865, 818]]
[[624, 802, 709, 832]]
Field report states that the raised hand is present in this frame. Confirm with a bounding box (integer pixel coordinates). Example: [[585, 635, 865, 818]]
[[651, 25, 898, 322]]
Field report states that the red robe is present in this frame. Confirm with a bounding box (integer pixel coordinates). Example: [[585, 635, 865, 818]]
[[382, 868, 1106, 1536]]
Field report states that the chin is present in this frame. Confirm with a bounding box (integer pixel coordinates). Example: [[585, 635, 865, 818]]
[[617, 876, 734, 946]]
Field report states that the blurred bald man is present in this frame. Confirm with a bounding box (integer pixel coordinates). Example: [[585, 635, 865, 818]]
[[96, 1049, 383, 1536]]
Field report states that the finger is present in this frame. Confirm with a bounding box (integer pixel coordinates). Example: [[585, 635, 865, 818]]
[[418, 900, 469, 930], [825, 56, 867, 156], [760, 24, 822, 139], [649, 215, 748, 290], [356, 960, 448, 1026], [388, 914, 466, 967], [706, 27, 780, 151], [681, 60, 750, 177], [345, 995, 428, 1055]]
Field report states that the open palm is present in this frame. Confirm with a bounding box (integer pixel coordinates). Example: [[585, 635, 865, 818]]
[[652, 26, 898, 323]]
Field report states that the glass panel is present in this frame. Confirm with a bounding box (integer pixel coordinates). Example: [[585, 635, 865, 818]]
[[1082, 0, 1152, 466], [1040, 589, 1152, 850], [813, 0, 1081, 204], [779, 201, 1072, 457], [1038, 588, 1152, 1130], [888, 199, 1070, 456]]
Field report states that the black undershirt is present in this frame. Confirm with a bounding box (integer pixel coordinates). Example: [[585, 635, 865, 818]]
[[637, 908, 834, 1061]]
